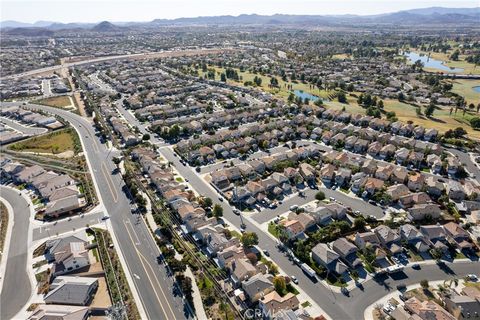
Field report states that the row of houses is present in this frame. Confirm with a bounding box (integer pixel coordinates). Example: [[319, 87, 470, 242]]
[[1, 106, 64, 130], [1, 159, 85, 217], [132, 147, 304, 318], [310, 222, 476, 277]]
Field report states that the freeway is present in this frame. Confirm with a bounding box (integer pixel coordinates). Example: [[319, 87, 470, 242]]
[[1, 48, 230, 81], [1, 102, 191, 320], [159, 146, 480, 320], [0, 186, 32, 320]]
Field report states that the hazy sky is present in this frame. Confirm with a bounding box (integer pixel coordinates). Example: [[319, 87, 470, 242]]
[[2, 0, 478, 23]]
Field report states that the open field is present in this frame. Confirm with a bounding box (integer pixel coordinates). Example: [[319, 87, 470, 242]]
[[199, 65, 335, 101], [450, 79, 480, 106], [412, 50, 480, 75], [8, 128, 80, 155], [34, 95, 73, 109], [191, 65, 480, 139]]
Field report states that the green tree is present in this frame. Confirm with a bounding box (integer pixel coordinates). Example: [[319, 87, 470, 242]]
[[112, 156, 121, 166], [425, 103, 436, 118], [470, 117, 480, 129], [213, 204, 223, 218], [354, 216, 366, 230], [204, 197, 213, 208], [273, 276, 287, 296], [315, 191, 325, 201], [420, 279, 429, 290], [220, 73, 227, 82], [241, 232, 259, 247], [337, 92, 347, 103], [142, 133, 150, 140]]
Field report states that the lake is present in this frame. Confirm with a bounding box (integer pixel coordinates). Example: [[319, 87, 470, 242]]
[[404, 51, 464, 73], [293, 90, 322, 102]]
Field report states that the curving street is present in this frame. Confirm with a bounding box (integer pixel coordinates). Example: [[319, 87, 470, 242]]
[[1, 101, 191, 320], [0, 186, 32, 320]]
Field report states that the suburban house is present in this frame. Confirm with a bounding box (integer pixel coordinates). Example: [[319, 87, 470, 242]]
[[443, 222, 473, 250], [311, 243, 348, 275], [241, 273, 274, 303], [373, 225, 402, 254], [399, 224, 430, 253], [46, 232, 91, 276], [408, 203, 441, 221], [331, 237, 362, 268], [28, 305, 89, 320], [259, 291, 300, 319], [44, 276, 98, 306], [405, 297, 456, 320]]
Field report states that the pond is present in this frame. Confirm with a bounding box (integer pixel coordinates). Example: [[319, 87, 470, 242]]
[[473, 86, 480, 93], [293, 90, 322, 102], [404, 51, 464, 73]]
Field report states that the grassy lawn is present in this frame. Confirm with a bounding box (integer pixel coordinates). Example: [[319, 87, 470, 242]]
[[32, 260, 47, 269], [450, 79, 480, 106], [34, 95, 73, 109], [411, 50, 480, 75], [454, 251, 466, 260], [194, 65, 336, 101], [301, 301, 312, 308], [464, 282, 480, 291], [175, 177, 183, 182], [9, 128, 81, 155], [381, 99, 480, 140], [268, 222, 280, 238]]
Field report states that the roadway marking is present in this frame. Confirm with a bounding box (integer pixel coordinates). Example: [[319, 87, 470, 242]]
[[100, 162, 118, 203], [123, 221, 177, 320]]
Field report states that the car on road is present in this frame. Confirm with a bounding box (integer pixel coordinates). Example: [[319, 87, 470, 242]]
[[354, 210, 361, 216], [101, 215, 110, 220], [291, 276, 298, 284], [329, 197, 335, 201], [466, 274, 478, 281], [289, 205, 298, 211], [233, 208, 240, 215], [218, 197, 224, 202], [263, 250, 270, 257], [368, 199, 377, 205], [341, 287, 349, 296], [411, 263, 421, 270]]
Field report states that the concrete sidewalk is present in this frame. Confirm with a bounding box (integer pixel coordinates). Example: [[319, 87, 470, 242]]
[[185, 267, 208, 320]]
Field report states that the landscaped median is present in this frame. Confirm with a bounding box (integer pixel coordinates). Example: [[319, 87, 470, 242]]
[[91, 228, 140, 320], [0, 201, 9, 263]]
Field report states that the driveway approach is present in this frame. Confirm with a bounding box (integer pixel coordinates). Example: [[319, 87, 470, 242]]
[[1, 101, 191, 320], [0, 186, 32, 320]]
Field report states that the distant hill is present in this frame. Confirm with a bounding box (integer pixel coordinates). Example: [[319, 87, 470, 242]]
[[1, 7, 478, 31], [91, 21, 124, 32], [2, 27, 54, 36]]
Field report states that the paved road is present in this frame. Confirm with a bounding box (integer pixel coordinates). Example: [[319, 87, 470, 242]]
[[1, 102, 191, 320], [32, 211, 105, 241], [252, 186, 384, 224], [447, 147, 480, 183], [1, 48, 230, 81], [0, 117, 47, 135], [159, 146, 480, 320], [0, 186, 32, 320]]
